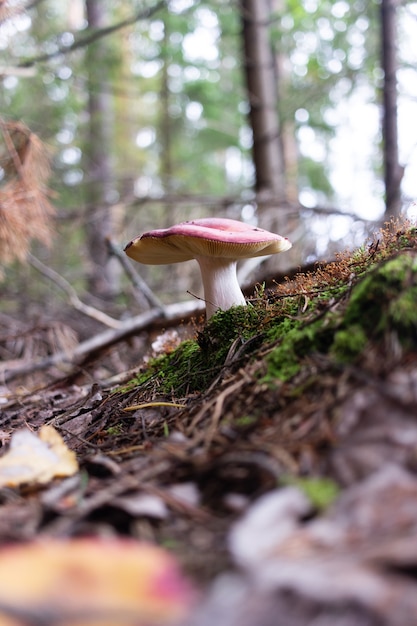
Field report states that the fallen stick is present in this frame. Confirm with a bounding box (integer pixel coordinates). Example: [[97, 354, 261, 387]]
[[1, 300, 205, 383], [28, 253, 124, 329]]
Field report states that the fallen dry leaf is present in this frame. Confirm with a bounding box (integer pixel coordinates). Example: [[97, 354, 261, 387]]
[[0, 538, 194, 626], [227, 467, 417, 624], [0, 425, 78, 487]]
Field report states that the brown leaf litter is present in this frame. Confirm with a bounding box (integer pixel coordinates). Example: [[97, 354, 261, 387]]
[[0, 221, 417, 625]]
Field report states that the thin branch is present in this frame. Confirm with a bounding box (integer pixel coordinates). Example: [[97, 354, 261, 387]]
[[106, 237, 165, 312], [0, 66, 37, 77], [1, 299, 205, 383], [18, 0, 167, 68], [27, 253, 124, 329], [59, 194, 376, 223]]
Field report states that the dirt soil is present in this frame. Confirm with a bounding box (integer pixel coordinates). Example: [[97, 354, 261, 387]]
[[1, 222, 417, 626]]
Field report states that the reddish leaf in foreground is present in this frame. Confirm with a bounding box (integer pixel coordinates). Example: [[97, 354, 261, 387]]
[[0, 538, 195, 626]]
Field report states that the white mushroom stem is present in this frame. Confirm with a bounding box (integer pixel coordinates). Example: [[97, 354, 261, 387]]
[[196, 256, 246, 319]]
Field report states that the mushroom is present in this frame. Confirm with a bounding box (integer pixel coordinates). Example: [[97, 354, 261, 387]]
[[124, 217, 292, 319]]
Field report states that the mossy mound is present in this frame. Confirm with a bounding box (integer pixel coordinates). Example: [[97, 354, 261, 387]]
[[342, 253, 417, 347], [265, 251, 417, 382], [130, 306, 268, 397]]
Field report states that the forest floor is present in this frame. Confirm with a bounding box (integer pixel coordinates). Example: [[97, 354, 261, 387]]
[[1, 220, 417, 626]]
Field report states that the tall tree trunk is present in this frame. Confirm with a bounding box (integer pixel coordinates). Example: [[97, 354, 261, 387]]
[[381, 0, 403, 217], [160, 15, 175, 226], [272, 0, 299, 205], [239, 0, 297, 274], [239, 0, 285, 203], [84, 0, 120, 299]]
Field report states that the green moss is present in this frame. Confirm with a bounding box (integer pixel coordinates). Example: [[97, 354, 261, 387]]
[[264, 317, 338, 383], [200, 305, 266, 347], [265, 340, 301, 383], [388, 287, 417, 346], [264, 316, 299, 343], [283, 476, 340, 510], [343, 254, 417, 339], [234, 414, 258, 428], [132, 306, 269, 396], [265, 253, 417, 382], [149, 339, 205, 394], [330, 324, 368, 363], [105, 424, 123, 436]]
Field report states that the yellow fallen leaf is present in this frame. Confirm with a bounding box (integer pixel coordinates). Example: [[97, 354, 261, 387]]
[[0, 538, 194, 626], [0, 425, 78, 487]]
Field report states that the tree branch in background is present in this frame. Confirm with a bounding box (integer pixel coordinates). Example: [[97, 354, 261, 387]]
[[59, 195, 372, 224], [18, 0, 167, 68], [0, 66, 37, 77], [27, 254, 124, 329], [106, 237, 166, 313]]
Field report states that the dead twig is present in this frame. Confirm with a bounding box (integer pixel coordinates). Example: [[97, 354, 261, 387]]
[[28, 253, 123, 329], [0, 299, 204, 383], [18, 1, 167, 68], [106, 237, 165, 313]]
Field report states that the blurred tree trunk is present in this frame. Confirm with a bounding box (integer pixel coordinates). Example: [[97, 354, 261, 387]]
[[239, 0, 299, 273], [159, 12, 181, 290], [381, 0, 403, 217], [160, 14, 175, 225], [272, 0, 299, 205], [84, 0, 120, 299], [239, 0, 286, 205]]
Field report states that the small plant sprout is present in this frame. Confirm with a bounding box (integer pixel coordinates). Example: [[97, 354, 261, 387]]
[[124, 217, 292, 319]]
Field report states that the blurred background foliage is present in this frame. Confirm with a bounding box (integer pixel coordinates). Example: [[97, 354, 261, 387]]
[[0, 0, 416, 336]]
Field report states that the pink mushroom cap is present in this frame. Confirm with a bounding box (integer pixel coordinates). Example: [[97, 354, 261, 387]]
[[124, 217, 292, 264]]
